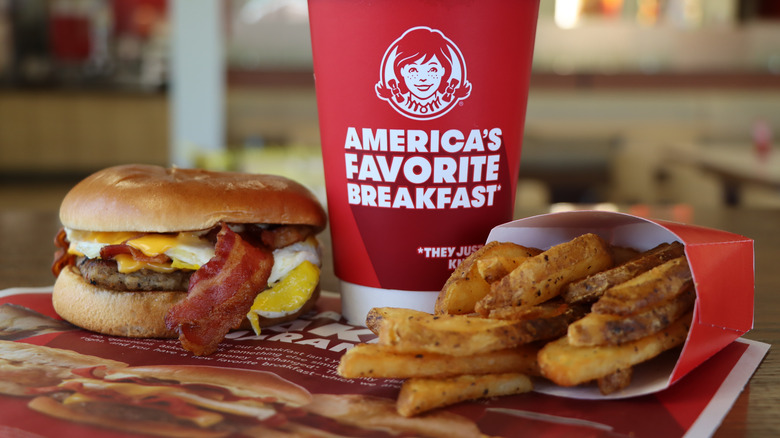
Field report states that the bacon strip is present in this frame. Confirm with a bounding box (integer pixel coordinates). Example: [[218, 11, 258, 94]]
[[52, 228, 76, 277], [100, 244, 171, 264], [165, 224, 273, 356]]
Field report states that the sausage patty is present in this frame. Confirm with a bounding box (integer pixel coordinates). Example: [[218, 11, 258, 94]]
[[77, 258, 192, 292]]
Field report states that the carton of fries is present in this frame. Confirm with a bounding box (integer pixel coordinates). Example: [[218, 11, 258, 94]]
[[485, 210, 754, 399], [337, 209, 754, 415]]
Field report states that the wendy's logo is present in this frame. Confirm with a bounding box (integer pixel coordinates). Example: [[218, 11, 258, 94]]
[[376, 27, 471, 121]]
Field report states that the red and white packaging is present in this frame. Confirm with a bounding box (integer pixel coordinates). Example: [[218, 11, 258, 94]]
[[486, 210, 755, 398], [307, 0, 541, 324]]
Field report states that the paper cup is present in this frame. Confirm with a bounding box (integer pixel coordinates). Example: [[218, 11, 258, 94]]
[[308, 0, 541, 324]]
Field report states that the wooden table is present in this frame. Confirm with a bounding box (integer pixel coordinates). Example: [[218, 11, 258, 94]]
[[0, 204, 777, 437]]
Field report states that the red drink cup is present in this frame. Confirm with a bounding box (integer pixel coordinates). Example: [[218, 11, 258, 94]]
[[308, 0, 540, 324]]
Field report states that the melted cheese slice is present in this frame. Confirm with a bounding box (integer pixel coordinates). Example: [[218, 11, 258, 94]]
[[112, 254, 178, 274], [66, 229, 214, 273]]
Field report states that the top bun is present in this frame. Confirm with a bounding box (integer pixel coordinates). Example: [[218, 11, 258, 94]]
[[60, 164, 327, 232]]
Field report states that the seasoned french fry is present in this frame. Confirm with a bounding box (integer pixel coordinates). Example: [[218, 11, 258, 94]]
[[568, 287, 695, 346], [435, 241, 541, 315], [365, 307, 431, 335], [591, 256, 693, 316], [378, 313, 532, 356], [396, 373, 533, 417], [563, 241, 685, 305], [488, 298, 585, 321], [476, 233, 613, 315], [476, 245, 543, 284], [597, 367, 633, 395], [488, 299, 589, 343], [337, 343, 540, 379], [538, 311, 692, 387]]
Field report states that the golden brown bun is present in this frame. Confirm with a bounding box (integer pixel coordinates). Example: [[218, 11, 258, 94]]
[[105, 365, 313, 406], [53, 267, 319, 338], [53, 267, 183, 338], [60, 164, 327, 232]]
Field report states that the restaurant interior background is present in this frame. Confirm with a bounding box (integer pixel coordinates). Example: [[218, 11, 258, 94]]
[[1, 0, 779, 215]]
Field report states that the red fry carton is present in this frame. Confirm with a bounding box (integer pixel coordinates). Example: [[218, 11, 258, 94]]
[[486, 210, 755, 399]]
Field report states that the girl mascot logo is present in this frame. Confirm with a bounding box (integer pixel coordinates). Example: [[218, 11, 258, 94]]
[[375, 26, 471, 120]]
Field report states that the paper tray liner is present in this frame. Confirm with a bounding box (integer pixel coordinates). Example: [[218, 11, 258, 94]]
[[0, 283, 768, 438]]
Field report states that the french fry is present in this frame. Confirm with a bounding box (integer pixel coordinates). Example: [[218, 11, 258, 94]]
[[591, 256, 693, 316], [476, 245, 543, 284], [378, 308, 584, 356], [337, 343, 540, 379], [538, 311, 692, 387], [563, 241, 685, 305], [568, 287, 695, 346], [488, 299, 590, 343], [435, 241, 541, 315], [378, 312, 532, 356], [365, 307, 431, 335], [488, 298, 586, 321], [396, 373, 533, 417], [476, 233, 613, 315], [597, 367, 633, 395]]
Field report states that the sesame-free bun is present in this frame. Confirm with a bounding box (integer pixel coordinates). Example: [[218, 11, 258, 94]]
[[59, 164, 327, 232], [53, 266, 184, 338], [52, 267, 320, 338]]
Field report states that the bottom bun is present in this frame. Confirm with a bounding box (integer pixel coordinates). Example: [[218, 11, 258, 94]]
[[53, 266, 319, 339]]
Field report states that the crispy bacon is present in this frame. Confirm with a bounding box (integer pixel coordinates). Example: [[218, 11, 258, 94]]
[[99, 244, 171, 265], [165, 224, 273, 356], [52, 228, 76, 277]]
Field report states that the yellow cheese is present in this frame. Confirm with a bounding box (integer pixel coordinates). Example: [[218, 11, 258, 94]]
[[114, 254, 178, 274], [65, 231, 139, 257], [74, 231, 140, 245], [65, 229, 214, 273], [125, 233, 180, 256]]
